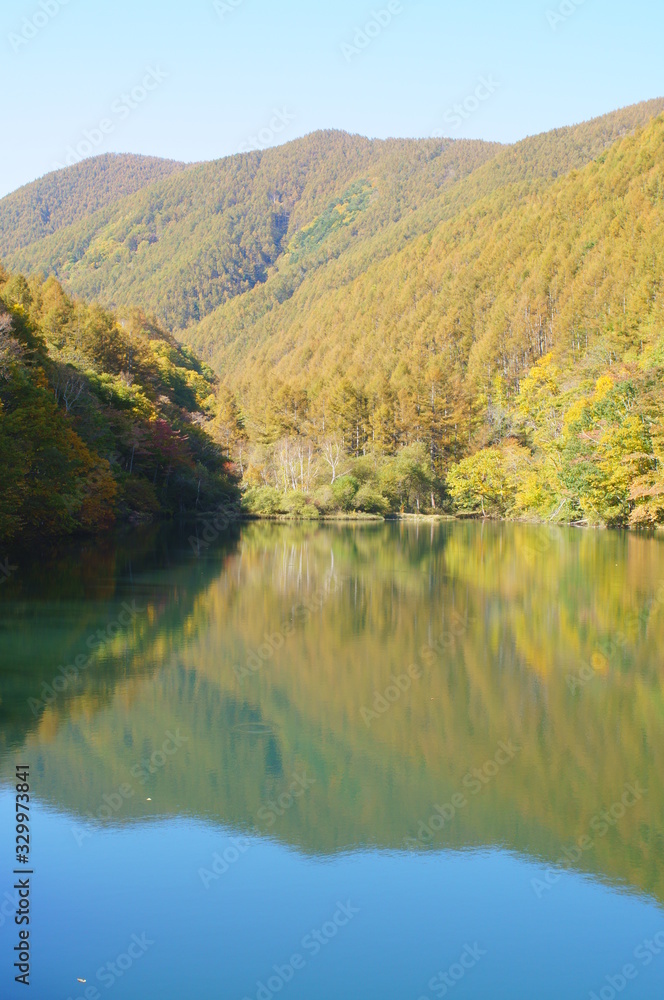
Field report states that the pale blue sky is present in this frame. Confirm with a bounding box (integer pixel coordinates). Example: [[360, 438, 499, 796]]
[[1, 0, 663, 197]]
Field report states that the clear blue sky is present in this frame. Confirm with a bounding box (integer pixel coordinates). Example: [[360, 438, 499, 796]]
[[1, 0, 663, 198]]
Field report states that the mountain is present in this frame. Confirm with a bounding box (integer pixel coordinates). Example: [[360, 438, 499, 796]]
[[183, 102, 664, 528], [186, 99, 664, 374], [0, 153, 186, 255], [3, 101, 662, 334], [3, 99, 664, 528], [1, 132, 500, 329]]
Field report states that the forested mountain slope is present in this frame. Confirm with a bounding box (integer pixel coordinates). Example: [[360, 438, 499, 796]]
[[188, 108, 664, 527], [0, 153, 186, 255], [4, 100, 662, 337], [0, 268, 237, 542], [3, 99, 664, 528], [2, 132, 499, 329], [187, 100, 664, 377]]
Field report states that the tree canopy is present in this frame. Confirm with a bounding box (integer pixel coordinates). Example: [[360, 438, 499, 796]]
[[4, 100, 664, 527], [0, 269, 238, 542]]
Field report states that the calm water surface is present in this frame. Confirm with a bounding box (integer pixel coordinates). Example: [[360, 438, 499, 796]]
[[1, 521, 664, 999]]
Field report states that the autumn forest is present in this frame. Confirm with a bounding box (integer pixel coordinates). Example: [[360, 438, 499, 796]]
[[3, 98, 664, 538]]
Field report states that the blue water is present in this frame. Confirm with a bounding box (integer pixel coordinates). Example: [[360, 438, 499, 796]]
[[1, 522, 663, 998]]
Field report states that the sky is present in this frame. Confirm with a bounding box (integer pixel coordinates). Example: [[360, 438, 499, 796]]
[[1, 0, 663, 198]]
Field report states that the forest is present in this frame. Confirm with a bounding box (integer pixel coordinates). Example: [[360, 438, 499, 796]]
[[0, 268, 238, 542], [2, 99, 664, 533], [210, 118, 664, 526], [202, 108, 664, 528]]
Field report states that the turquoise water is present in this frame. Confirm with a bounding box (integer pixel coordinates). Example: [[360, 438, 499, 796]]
[[1, 521, 663, 998]]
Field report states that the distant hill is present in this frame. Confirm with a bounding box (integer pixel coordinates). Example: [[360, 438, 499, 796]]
[[0, 153, 186, 255], [3, 101, 662, 334], [1, 132, 501, 329]]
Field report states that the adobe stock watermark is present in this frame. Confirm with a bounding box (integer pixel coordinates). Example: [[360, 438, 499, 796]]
[[432, 76, 500, 135], [71, 729, 190, 846], [361, 661, 423, 726], [240, 901, 360, 1000], [530, 781, 647, 898], [566, 650, 610, 693], [522, 530, 556, 562], [340, 1, 403, 62], [566, 580, 664, 694], [546, 0, 588, 30], [238, 107, 296, 153], [233, 575, 343, 682], [28, 600, 144, 717], [198, 771, 316, 888], [404, 741, 520, 848], [213, 0, 247, 18], [416, 943, 487, 999], [8, 0, 74, 54], [588, 930, 664, 1000], [361, 611, 471, 726], [0, 886, 21, 930], [51, 66, 169, 170], [188, 502, 244, 556], [64, 932, 154, 1000]]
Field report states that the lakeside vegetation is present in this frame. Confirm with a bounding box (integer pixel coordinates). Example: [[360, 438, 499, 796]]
[[0, 269, 238, 542]]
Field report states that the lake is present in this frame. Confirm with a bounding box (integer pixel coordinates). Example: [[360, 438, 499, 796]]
[[1, 520, 664, 999]]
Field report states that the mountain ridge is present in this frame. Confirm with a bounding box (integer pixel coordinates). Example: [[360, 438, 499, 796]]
[[4, 100, 663, 334], [4, 98, 664, 528]]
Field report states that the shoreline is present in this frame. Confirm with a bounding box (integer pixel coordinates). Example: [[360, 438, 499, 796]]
[[4, 514, 663, 555], [236, 512, 664, 532]]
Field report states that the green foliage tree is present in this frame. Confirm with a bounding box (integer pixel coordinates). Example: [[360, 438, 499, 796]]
[[446, 448, 511, 517], [0, 272, 239, 541]]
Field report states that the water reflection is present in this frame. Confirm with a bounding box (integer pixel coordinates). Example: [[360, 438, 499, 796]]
[[1, 521, 663, 907]]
